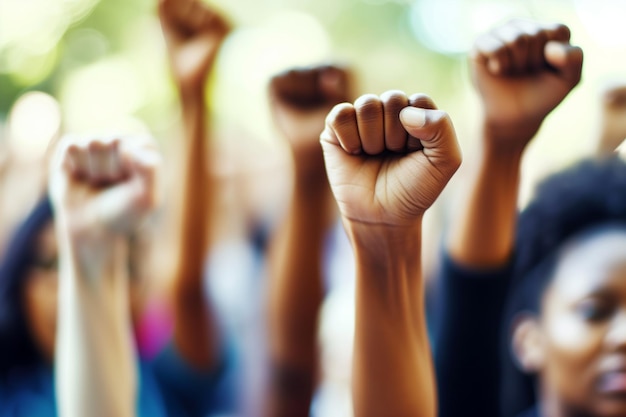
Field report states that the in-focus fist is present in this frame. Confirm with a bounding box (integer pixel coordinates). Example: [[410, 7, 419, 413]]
[[321, 92, 461, 227]]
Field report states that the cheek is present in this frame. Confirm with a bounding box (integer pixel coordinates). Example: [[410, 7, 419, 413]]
[[545, 313, 602, 352], [542, 308, 605, 395]]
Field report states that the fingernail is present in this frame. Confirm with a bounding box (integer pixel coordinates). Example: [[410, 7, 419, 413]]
[[488, 58, 500, 74], [400, 107, 427, 128], [544, 41, 567, 63]]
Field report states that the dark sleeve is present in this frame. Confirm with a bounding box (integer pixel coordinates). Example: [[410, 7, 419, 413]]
[[433, 252, 512, 417], [150, 341, 238, 417]]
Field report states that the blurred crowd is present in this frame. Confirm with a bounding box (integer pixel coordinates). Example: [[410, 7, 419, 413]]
[[3, 1, 626, 417]]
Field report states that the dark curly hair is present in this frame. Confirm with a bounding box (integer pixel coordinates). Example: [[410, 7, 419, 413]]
[[501, 154, 626, 417], [0, 196, 53, 375]]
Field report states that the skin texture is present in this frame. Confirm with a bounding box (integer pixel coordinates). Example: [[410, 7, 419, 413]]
[[266, 65, 350, 417], [448, 19, 583, 268], [49, 134, 161, 417], [159, 0, 230, 370], [322, 91, 461, 417], [516, 230, 626, 417]]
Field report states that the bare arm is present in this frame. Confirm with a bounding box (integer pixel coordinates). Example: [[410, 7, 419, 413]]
[[159, 0, 230, 369], [435, 19, 583, 417], [51, 135, 161, 417], [448, 19, 583, 267], [322, 92, 462, 416], [265, 65, 349, 416]]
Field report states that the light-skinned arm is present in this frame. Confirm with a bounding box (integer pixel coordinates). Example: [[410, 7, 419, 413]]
[[51, 134, 161, 417]]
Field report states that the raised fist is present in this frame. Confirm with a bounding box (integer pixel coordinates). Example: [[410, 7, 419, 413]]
[[472, 19, 583, 146], [321, 92, 461, 227], [270, 65, 351, 174], [159, 0, 231, 90], [48, 135, 161, 238]]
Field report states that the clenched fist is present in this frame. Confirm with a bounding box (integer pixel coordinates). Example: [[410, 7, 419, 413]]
[[321, 92, 461, 227], [159, 0, 231, 90], [48, 135, 161, 239], [472, 19, 583, 146], [270, 65, 351, 175]]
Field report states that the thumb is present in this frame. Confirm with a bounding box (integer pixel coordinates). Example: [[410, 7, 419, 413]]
[[399, 107, 462, 173], [128, 147, 162, 211], [544, 41, 583, 86]]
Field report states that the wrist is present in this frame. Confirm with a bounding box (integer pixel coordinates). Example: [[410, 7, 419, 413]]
[[480, 139, 524, 173], [345, 219, 422, 269], [291, 144, 327, 181], [56, 218, 129, 282], [292, 166, 331, 196], [179, 84, 206, 107], [482, 118, 541, 155]]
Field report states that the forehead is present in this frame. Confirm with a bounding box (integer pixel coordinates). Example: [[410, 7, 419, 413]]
[[550, 229, 626, 298]]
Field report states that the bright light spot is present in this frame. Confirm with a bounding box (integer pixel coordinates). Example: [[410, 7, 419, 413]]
[[64, 28, 109, 63], [60, 57, 146, 133], [242, 10, 331, 78], [61, 0, 100, 23], [213, 11, 331, 143], [574, 0, 626, 47], [0, 0, 100, 61], [8, 92, 61, 160], [409, 0, 527, 55]]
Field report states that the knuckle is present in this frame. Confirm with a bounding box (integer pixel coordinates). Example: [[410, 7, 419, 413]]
[[327, 103, 355, 129], [381, 90, 408, 110], [354, 94, 382, 122]]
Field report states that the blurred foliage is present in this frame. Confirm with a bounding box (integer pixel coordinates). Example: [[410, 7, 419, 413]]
[[0, 0, 456, 122], [2, 0, 626, 187]]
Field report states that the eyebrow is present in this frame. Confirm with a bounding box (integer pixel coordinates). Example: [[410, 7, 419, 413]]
[[578, 287, 618, 301]]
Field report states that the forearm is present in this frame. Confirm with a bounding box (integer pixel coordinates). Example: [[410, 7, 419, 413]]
[[266, 176, 333, 417], [173, 87, 221, 369], [447, 125, 524, 267], [348, 221, 435, 417], [55, 227, 136, 417]]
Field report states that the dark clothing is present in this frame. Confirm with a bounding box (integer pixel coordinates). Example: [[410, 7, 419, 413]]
[[433, 253, 512, 417], [517, 407, 541, 417]]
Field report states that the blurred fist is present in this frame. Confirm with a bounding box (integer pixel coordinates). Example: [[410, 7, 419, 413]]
[[159, 0, 231, 90], [48, 135, 161, 238], [321, 92, 461, 226], [472, 19, 583, 146], [270, 65, 351, 172]]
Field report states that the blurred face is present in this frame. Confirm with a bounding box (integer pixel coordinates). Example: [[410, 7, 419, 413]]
[[22, 222, 58, 362], [21, 222, 147, 363], [534, 230, 626, 417]]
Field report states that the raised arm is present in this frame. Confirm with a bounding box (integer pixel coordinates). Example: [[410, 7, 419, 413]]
[[50, 134, 161, 417], [322, 91, 461, 417], [436, 19, 583, 417], [265, 65, 350, 417], [159, 0, 230, 369], [448, 19, 583, 267]]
